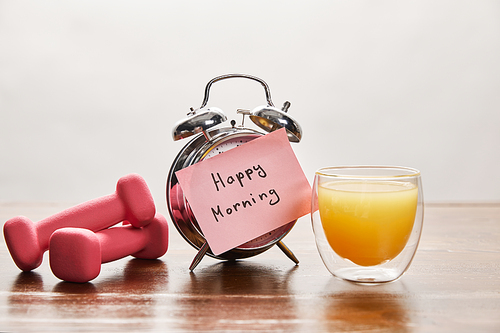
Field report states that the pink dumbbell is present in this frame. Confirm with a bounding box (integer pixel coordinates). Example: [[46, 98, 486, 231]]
[[49, 213, 169, 283], [3, 173, 156, 272]]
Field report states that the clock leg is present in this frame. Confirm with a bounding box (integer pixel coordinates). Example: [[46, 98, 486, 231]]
[[189, 241, 210, 271], [277, 241, 299, 265]]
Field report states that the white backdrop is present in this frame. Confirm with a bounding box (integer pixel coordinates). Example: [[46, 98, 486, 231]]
[[1, 0, 499, 209]]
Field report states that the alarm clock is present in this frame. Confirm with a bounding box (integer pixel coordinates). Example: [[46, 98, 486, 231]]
[[166, 74, 303, 270]]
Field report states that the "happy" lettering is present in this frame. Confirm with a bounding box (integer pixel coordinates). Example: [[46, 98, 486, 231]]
[[211, 165, 267, 192]]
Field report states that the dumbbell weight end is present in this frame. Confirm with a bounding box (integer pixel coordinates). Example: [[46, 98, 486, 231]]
[[3, 216, 42, 272]]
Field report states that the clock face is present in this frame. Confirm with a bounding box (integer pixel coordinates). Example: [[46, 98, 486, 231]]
[[167, 127, 295, 260], [202, 135, 257, 159], [236, 222, 294, 249], [200, 134, 294, 250]]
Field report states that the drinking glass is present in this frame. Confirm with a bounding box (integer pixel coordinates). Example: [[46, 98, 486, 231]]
[[311, 166, 424, 283]]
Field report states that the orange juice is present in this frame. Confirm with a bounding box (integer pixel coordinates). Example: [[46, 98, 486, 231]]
[[318, 181, 418, 266]]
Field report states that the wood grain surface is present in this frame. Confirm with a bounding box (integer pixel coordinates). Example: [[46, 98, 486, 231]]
[[1, 203, 499, 332]]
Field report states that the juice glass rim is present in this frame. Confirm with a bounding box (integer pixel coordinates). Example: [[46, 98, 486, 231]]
[[315, 165, 420, 179]]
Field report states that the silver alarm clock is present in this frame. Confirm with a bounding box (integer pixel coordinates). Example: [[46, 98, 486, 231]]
[[166, 74, 302, 270]]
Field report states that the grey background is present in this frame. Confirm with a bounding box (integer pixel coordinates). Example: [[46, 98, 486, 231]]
[[1, 1, 499, 210]]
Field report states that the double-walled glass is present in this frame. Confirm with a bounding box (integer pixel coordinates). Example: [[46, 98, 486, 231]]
[[311, 166, 424, 283]]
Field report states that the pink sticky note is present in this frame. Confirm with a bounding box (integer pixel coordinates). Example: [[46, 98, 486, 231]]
[[175, 128, 311, 255]]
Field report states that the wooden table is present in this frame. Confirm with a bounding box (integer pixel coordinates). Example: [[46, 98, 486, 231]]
[[0, 203, 499, 332]]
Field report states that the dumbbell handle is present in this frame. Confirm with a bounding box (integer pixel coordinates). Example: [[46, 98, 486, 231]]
[[97, 225, 149, 263], [36, 193, 126, 252]]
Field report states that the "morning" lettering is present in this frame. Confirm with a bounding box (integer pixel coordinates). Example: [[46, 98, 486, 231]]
[[211, 188, 280, 222]]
